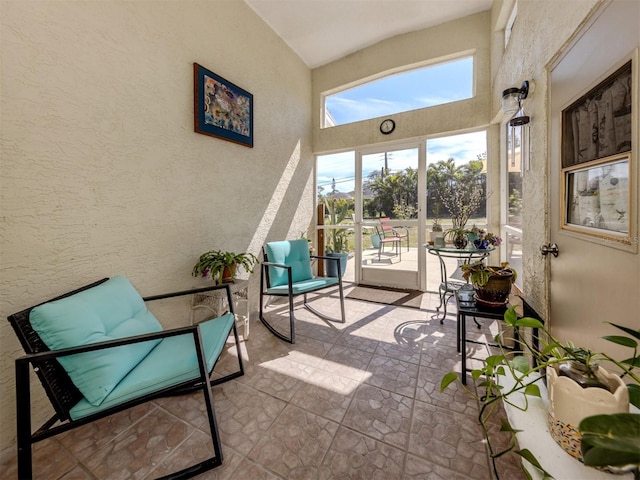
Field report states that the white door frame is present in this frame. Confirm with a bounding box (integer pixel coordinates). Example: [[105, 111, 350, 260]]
[[353, 140, 427, 290]]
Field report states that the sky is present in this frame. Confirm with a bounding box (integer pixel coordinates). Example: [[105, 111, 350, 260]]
[[326, 56, 473, 125], [318, 56, 486, 195]]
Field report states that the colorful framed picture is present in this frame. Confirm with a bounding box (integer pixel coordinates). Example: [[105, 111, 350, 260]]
[[193, 63, 253, 147]]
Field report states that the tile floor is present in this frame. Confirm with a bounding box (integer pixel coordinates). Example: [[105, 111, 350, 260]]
[[3, 285, 528, 480]]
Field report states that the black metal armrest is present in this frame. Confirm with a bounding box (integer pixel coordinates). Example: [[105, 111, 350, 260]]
[[15, 324, 205, 364], [310, 254, 340, 264], [261, 261, 290, 270]]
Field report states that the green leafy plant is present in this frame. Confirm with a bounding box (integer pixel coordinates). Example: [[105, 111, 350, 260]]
[[192, 250, 258, 284], [440, 307, 640, 479], [323, 198, 353, 254], [460, 260, 517, 287]]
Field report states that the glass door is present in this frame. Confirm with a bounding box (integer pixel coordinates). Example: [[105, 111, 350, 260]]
[[358, 144, 425, 290]]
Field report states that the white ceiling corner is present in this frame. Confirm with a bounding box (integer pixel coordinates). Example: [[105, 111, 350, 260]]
[[244, 0, 493, 68]]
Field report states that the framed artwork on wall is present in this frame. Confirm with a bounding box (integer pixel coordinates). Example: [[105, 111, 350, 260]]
[[193, 62, 253, 148]]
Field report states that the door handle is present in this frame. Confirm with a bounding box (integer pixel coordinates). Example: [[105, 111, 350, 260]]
[[540, 243, 559, 257]]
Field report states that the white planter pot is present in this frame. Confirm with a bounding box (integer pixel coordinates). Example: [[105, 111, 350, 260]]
[[547, 363, 629, 460]]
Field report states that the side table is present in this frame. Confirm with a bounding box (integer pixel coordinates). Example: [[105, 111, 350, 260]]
[[190, 279, 250, 340], [455, 291, 542, 385]]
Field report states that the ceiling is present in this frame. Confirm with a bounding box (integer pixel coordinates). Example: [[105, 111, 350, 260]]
[[244, 0, 493, 68]]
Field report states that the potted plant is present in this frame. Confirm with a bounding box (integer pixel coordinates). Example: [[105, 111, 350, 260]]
[[192, 249, 258, 284], [325, 228, 351, 278], [460, 261, 517, 306], [440, 308, 640, 479], [445, 227, 469, 249], [466, 224, 482, 244]]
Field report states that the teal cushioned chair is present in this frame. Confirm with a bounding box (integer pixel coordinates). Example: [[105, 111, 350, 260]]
[[8, 277, 244, 480], [259, 239, 346, 343]]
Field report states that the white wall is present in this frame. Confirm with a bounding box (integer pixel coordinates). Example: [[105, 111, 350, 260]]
[[0, 0, 312, 455]]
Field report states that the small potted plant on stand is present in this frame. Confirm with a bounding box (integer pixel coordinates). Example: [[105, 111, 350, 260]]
[[460, 260, 517, 307], [445, 227, 470, 249], [192, 249, 258, 284]]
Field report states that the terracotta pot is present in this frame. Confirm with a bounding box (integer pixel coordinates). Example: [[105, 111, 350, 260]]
[[221, 264, 237, 283], [547, 363, 629, 461]]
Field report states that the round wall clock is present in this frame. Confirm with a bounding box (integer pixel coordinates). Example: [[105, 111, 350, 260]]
[[380, 119, 395, 135]]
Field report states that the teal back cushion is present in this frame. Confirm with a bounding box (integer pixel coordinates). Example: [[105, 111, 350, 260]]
[[265, 239, 313, 287], [29, 276, 163, 406]]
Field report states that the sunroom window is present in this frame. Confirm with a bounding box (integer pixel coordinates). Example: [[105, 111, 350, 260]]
[[322, 55, 474, 128]]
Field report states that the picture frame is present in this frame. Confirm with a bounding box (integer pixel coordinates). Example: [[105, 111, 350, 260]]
[[193, 62, 253, 147], [562, 153, 631, 244], [561, 61, 631, 168]]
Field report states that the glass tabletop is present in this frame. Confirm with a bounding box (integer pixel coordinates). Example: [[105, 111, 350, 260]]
[[424, 244, 495, 255]]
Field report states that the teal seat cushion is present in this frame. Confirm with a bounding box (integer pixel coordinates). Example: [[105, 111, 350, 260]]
[[266, 277, 338, 295], [69, 313, 235, 420], [265, 239, 313, 287], [29, 276, 163, 406]]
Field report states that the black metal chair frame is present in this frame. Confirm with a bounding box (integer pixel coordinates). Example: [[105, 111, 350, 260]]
[[259, 247, 346, 344], [8, 278, 244, 480]]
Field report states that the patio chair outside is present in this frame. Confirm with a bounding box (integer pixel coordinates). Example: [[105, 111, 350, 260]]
[[374, 224, 402, 262], [379, 217, 409, 251], [259, 239, 345, 343]]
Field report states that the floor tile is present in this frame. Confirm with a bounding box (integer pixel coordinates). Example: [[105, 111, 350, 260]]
[[289, 368, 359, 423], [318, 426, 405, 480], [409, 400, 490, 480], [248, 404, 339, 480], [212, 381, 287, 455], [342, 383, 413, 449], [364, 354, 419, 398]]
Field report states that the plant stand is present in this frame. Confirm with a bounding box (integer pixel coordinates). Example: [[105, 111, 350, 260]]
[[191, 279, 250, 339]]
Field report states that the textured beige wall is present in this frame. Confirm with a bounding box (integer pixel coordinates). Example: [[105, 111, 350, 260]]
[[490, 0, 601, 315], [0, 0, 312, 455], [312, 11, 492, 153]]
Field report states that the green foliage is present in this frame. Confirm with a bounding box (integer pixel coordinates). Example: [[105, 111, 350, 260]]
[[367, 167, 418, 218], [439, 306, 640, 479], [460, 260, 517, 287], [192, 249, 258, 284], [428, 158, 486, 229], [322, 198, 353, 253], [579, 414, 640, 469], [509, 188, 523, 216]]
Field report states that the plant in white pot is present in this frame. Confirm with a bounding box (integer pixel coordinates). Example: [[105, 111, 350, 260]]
[[440, 308, 640, 479], [192, 249, 258, 284]]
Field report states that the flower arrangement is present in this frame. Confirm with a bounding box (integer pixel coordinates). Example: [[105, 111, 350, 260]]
[[472, 229, 502, 249]]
